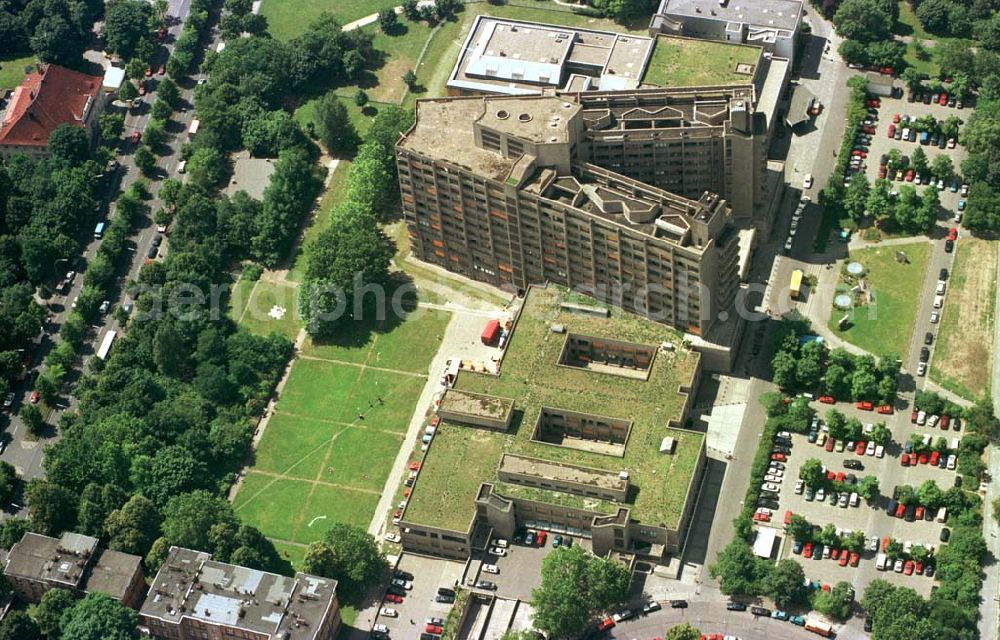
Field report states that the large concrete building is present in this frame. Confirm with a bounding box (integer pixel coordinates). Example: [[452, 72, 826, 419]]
[[139, 547, 342, 640], [0, 64, 106, 161], [649, 0, 803, 63], [4, 531, 145, 608], [398, 286, 706, 565], [397, 93, 742, 338]]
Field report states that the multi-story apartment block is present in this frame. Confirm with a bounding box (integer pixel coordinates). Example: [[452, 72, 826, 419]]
[[649, 0, 803, 63], [139, 547, 341, 640], [396, 94, 741, 337], [4, 531, 145, 608], [0, 64, 106, 161]]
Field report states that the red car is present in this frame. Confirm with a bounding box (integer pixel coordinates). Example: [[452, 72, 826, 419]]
[[940, 415, 950, 429], [868, 98, 882, 107], [879, 167, 887, 179], [145, 66, 152, 77], [879, 67, 894, 76], [408, 462, 421, 470], [855, 441, 866, 455], [826, 470, 836, 481], [430, 416, 440, 427], [910, 452, 919, 465], [597, 617, 615, 631], [893, 113, 901, 123], [918, 452, 928, 465], [916, 506, 925, 519], [904, 560, 915, 575], [915, 561, 924, 574], [895, 504, 906, 518], [911, 410, 918, 423], [839, 552, 849, 567], [831, 548, 840, 560], [850, 552, 860, 566], [887, 124, 896, 138], [29, 390, 39, 404], [882, 536, 890, 552], [939, 92, 949, 105], [819, 395, 835, 404], [536, 530, 547, 546], [771, 453, 787, 461], [426, 625, 443, 634], [825, 438, 835, 452], [384, 594, 403, 604], [930, 451, 940, 465], [852, 150, 867, 158], [132, 131, 142, 144], [877, 405, 893, 415], [157, 64, 165, 76], [753, 512, 771, 522], [862, 125, 877, 134], [905, 169, 914, 182], [784, 510, 793, 525], [948, 227, 958, 240], [901, 455, 910, 467], [856, 401, 873, 411], [804, 542, 813, 558], [138, 82, 146, 96], [835, 471, 845, 482], [392, 510, 402, 520]]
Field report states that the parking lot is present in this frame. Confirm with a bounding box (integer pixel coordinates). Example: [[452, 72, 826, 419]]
[[758, 399, 960, 597], [468, 534, 565, 601], [374, 554, 466, 635]]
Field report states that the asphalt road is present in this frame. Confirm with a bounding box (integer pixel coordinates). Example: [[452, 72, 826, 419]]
[[0, 0, 206, 494], [607, 601, 829, 640]]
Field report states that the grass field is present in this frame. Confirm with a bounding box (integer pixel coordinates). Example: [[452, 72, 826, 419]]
[[233, 307, 449, 551], [230, 279, 302, 340], [930, 239, 997, 400], [644, 36, 761, 87], [827, 241, 932, 357], [0, 54, 37, 89], [261, 0, 399, 40], [287, 159, 352, 283]]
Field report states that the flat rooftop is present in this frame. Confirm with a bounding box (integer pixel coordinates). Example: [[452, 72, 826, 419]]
[[6, 532, 97, 589], [85, 549, 142, 601], [642, 35, 761, 88], [440, 389, 514, 421], [142, 547, 338, 639], [656, 0, 803, 32], [449, 16, 654, 96], [404, 286, 703, 532], [500, 454, 627, 491]]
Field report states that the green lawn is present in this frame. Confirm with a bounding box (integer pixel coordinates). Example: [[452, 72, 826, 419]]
[[287, 159, 352, 283], [252, 413, 346, 480], [894, 1, 931, 39], [643, 36, 761, 87], [0, 54, 37, 89], [320, 427, 403, 491], [827, 241, 932, 356], [930, 239, 997, 400], [273, 540, 307, 570], [261, 0, 399, 40], [277, 359, 364, 420], [303, 308, 452, 374], [294, 97, 376, 143], [232, 279, 302, 340]]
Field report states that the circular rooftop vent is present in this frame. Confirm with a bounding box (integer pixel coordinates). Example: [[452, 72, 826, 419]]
[[496, 110, 510, 120], [518, 113, 532, 122]]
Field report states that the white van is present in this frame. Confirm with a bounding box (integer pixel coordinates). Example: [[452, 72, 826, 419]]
[[936, 281, 946, 295], [951, 437, 960, 451], [934, 295, 944, 308], [947, 454, 957, 470], [178, 160, 187, 173], [937, 508, 948, 523], [876, 553, 888, 570]]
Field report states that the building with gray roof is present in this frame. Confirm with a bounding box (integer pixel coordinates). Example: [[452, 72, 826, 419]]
[[140, 547, 341, 640], [650, 0, 803, 62]]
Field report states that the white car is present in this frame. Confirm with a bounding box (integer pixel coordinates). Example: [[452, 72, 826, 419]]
[[482, 564, 499, 574], [490, 547, 507, 556], [790, 218, 799, 230], [917, 410, 927, 425], [391, 578, 412, 590], [930, 310, 940, 323], [384, 532, 401, 543], [894, 559, 904, 573], [795, 479, 804, 494], [917, 362, 927, 376], [823, 546, 832, 559], [803, 173, 814, 189], [755, 507, 773, 516], [784, 237, 794, 252], [380, 607, 398, 618], [850, 492, 860, 507], [928, 414, 939, 427], [816, 487, 826, 501], [761, 482, 780, 492], [947, 454, 957, 470], [875, 445, 885, 458], [865, 441, 876, 456], [494, 538, 508, 548], [373, 624, 390, 633], [869, 536, 879, 551]]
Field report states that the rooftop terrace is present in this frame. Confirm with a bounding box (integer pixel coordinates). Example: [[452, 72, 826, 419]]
[[641, 35, 761, 88], [403, 286, 702, 532]]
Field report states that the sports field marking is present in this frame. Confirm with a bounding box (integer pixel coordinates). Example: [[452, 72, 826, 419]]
[[244, 469, 382, 495], [298, 354, 427, 378], [308, 515, 328, 527]]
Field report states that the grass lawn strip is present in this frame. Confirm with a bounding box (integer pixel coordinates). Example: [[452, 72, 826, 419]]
[[827, 241, 932, 357], [233, 474, 311, 542], [0, 54, 38, 89], [251, 412, 345, 480], [287, 159, 353, 283], [261, 0, 399, 40], [643, 36, 761, 87], [319, 427, 404, 492], [930, 239, 997, 399], [235, 279, 302, 340], [404, 286, 703, 532]]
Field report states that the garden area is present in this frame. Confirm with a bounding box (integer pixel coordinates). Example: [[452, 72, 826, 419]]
[[826, 241, 931, 357]]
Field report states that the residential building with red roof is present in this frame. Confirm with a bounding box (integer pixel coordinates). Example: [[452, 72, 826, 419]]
[[0, 64, 107, 161]]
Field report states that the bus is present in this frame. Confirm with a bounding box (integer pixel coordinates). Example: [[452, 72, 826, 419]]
[[804, 618, 833, 637], [96, 330, 117, 361], [790, 269, 804, 299]]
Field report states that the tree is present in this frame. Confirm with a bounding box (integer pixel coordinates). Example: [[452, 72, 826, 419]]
[[531, 545, 630, 639], [844, 171, 870, 221], [799, 458, 825, 489], [161, 491, 238, 552], [103, 495, 161, 555], [786, 514, 813, 541], [940, 115, 962, 141], [31, 587, 77, 639], [26, 480, 77, 537], [977, 13, 1000, 51], [354, 89, 368, 107], [21, 403, 45, 437], [851, 369, 878, 401], [833, 0, 895, 42], [103, 0, 155, 58], [134, 145, 156, 175], [901, 67, 928, 90], [0, 462, 17, 507], [60, 592, 138, 640], [665, 623, 702, 640], [402, 0, 420, 20], [827, 409, 848, 440], [48, 125, 90, 168], [30, 15, 87, 66], [867, 40, 906, 69], [187, 147, 227, 190], [771, 350, 797, 389], [118, 80, 138, 103], [911, 146, 929, 176], [838, 39, 870, 65], [916, 0, 951, 33], [931, 154, 954, 182], [151, 98, 173, 121], [764, 558, 808, 607], [377, 7, 398, 33], [301, 523, 387, 599], [301, 209, 394, 337], [918, 480, 943, 509], [0, 610, 41, 640], [402, 69, 417, 88], [158, 76, 180, 108], [709, 540, 771, 595], [813, 581, 855, 620], [99, 113, 125, 144], [314, 93, 359, 156], [869, 422, 891, 446], [143, 117, 167, 149]]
